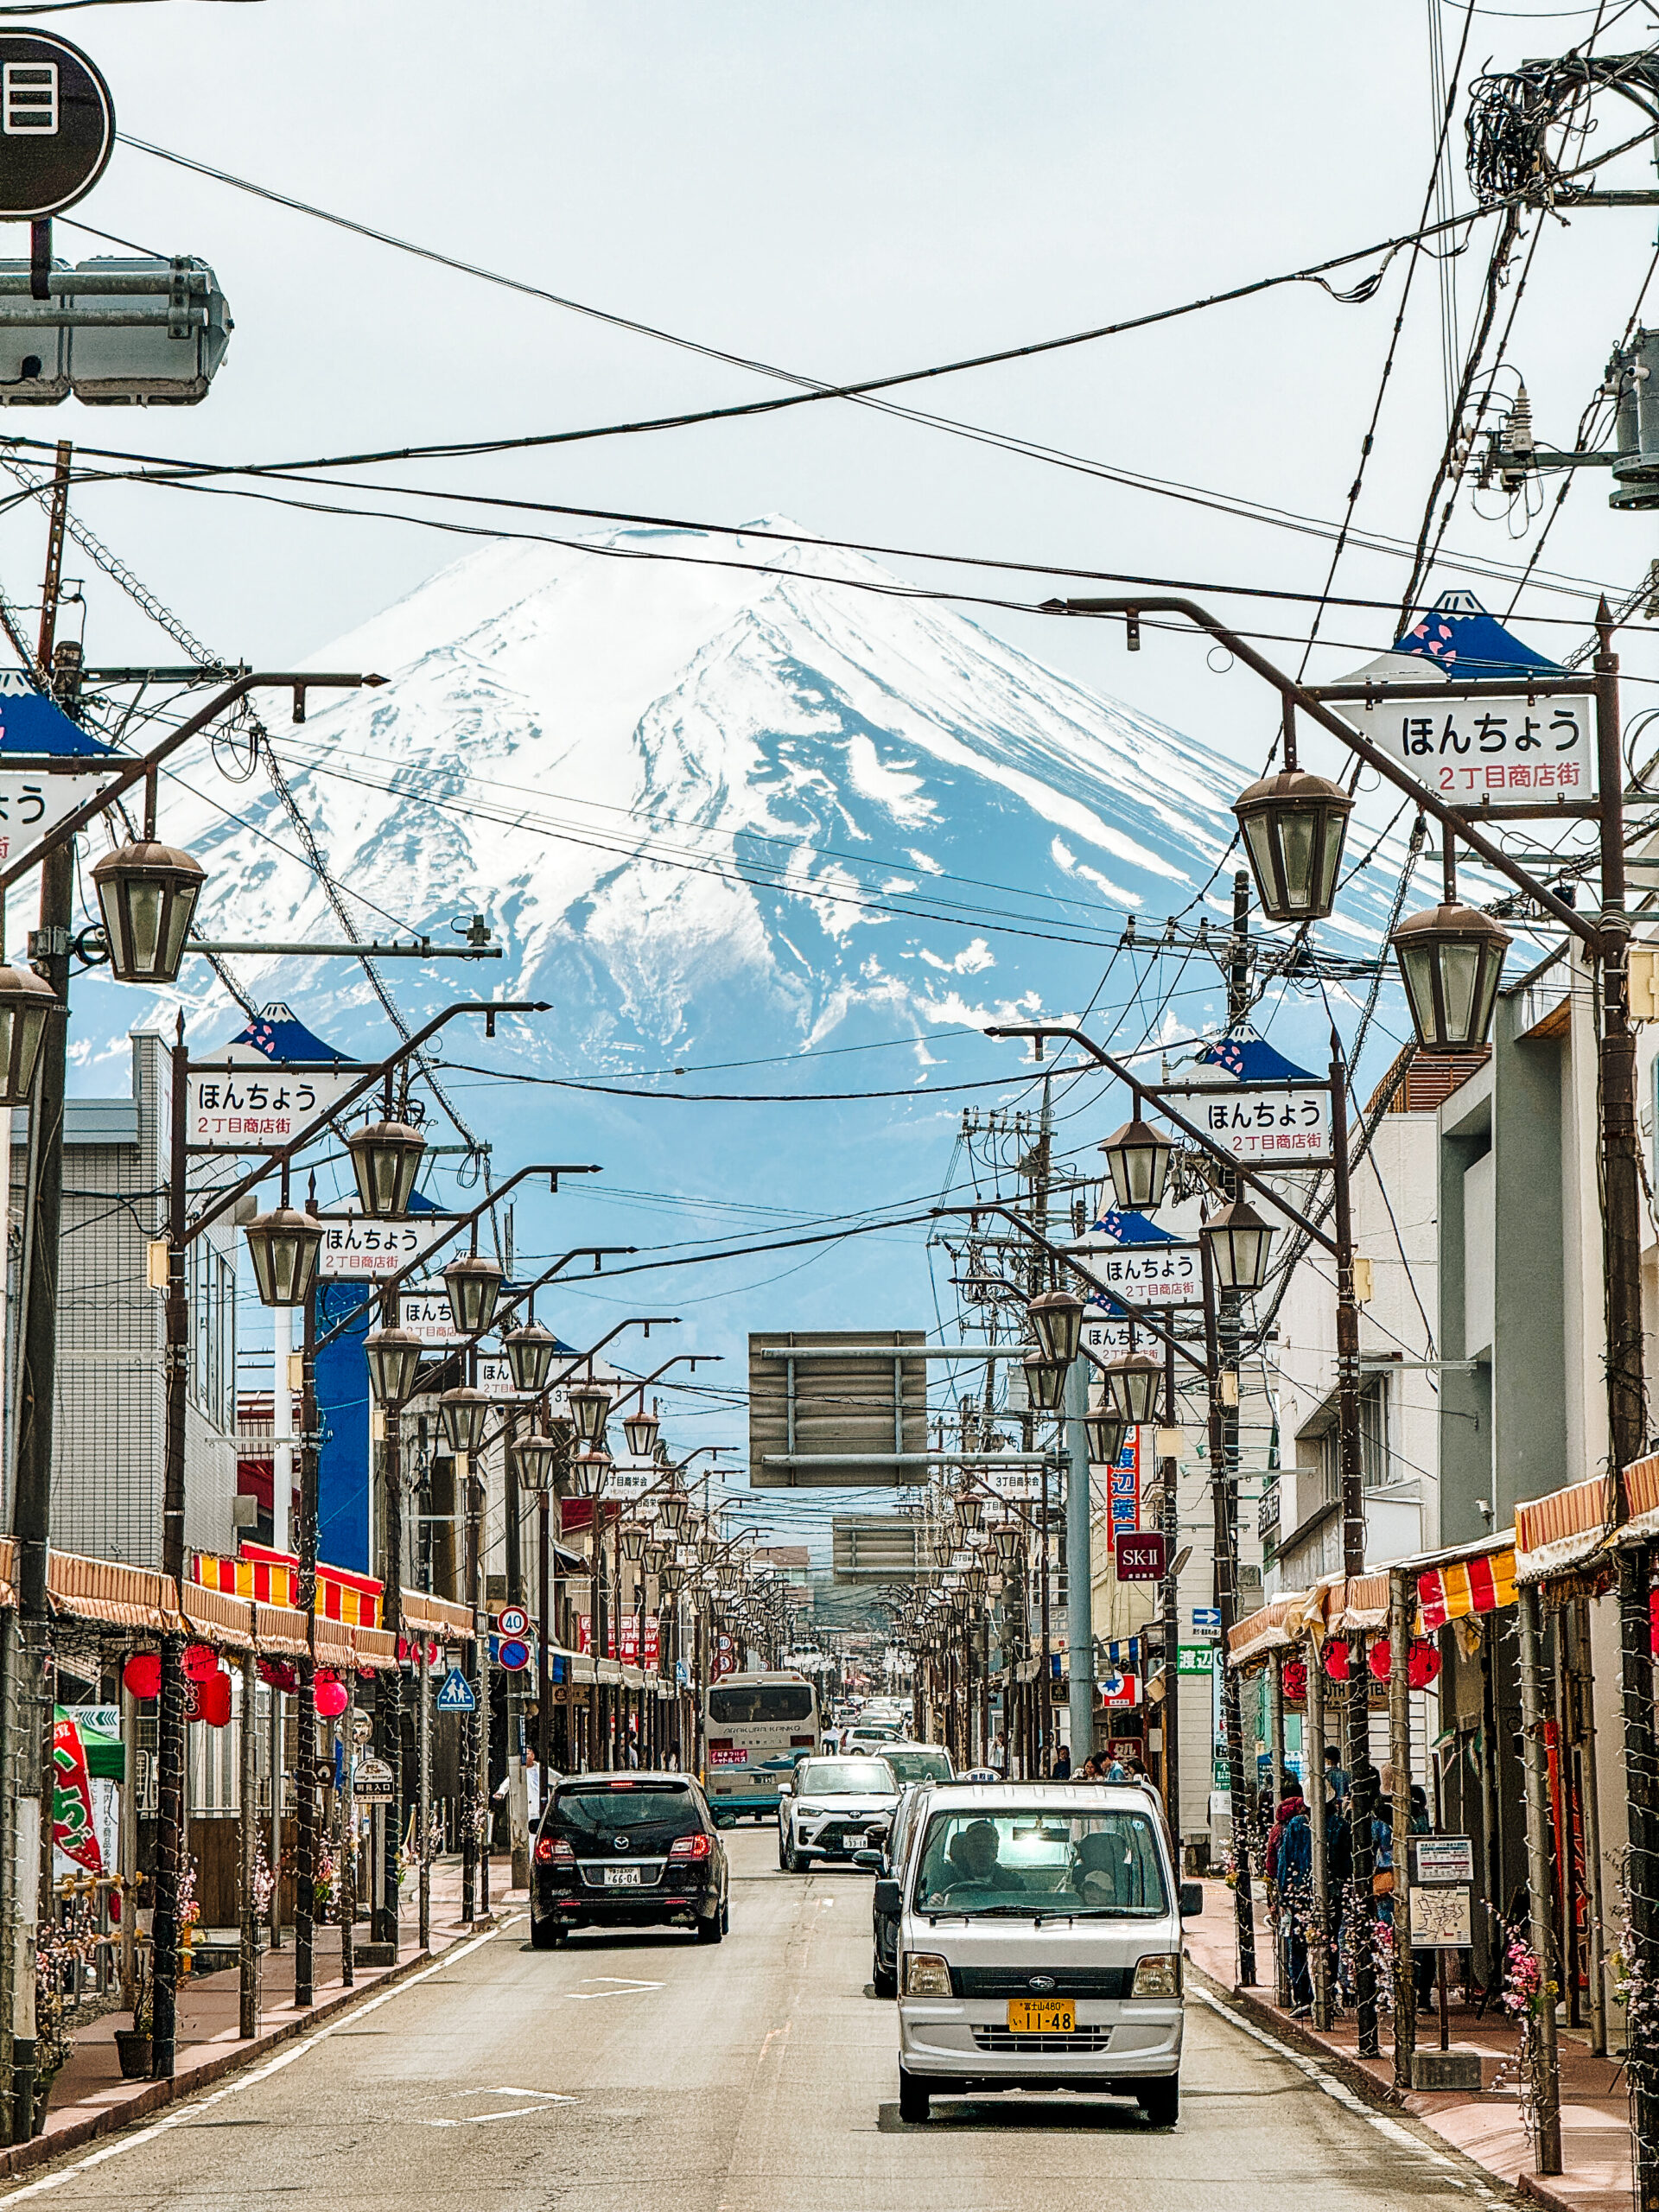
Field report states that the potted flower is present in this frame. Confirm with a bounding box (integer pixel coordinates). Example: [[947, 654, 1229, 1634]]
[[114, 1973, 152, 2081]]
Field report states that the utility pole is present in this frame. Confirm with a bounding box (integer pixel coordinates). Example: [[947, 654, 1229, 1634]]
[[2, 442, 74, 2137], [1160, 1335, 1182, 1873]]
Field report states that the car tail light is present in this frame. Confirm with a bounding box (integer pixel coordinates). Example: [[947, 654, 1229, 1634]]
[[1132, 1954, 1182, 1997], [535, 1835, 575, 1866], [668, 1832, 712, 1862]]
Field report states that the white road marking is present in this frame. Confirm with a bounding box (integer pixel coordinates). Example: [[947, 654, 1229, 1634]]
[[564, 1975, 663, 2000], [1190, 1986, 1455, 2166], [0, 1916, 524, 2202]]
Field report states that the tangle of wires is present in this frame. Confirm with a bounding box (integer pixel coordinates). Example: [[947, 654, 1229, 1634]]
[[1466, 45, 1659, 206]]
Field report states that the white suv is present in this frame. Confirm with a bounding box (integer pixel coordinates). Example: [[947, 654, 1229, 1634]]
[[879, 1781, 1198, 2126], [778, 1755, 899, 1872]]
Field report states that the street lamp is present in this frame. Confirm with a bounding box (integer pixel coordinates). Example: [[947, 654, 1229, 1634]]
[[1084, 1390, 1129, 1466], [437, 1386, 491, 1455], [657, 1489, 690, 1537], [92, 837, 207, 985], [622, 1405, 660, 1459], [1103, 1350, 1162, 1424], [512, 1432, 562, 1492], [1203, 1196, 1276, 1294], [364, 1325, 424, 1406], [567, 1379, 612, 1446], [568, 1446, 612, 1497], [1028, 1287, 1084, 1367], [1389, 900, 1513, 1052], [346, 1118, 426, 1218], [990, 1524, 1021, 1566], [1233, 767, 1353, 924], [503, 1319, 558, 1395], [1022, 1351, 1067, 1412], [0, 964, 54, 1108], [620, 1525, 647, 1564], [443, 1251, 503, 1337], [243, 1205, 324, 1309], [1098, 1111, 1173, 1213]]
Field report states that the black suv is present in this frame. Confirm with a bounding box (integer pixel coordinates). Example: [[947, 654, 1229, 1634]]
[[531, 1771, 730, 1948]]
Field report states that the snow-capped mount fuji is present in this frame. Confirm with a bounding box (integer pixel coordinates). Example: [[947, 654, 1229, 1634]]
[[133, 516, 1386, 1084]]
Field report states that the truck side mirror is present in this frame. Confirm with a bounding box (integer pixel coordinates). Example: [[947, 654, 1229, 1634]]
[[1180, 1881, 1204, 1917], [874, 1879, 903, 1916]]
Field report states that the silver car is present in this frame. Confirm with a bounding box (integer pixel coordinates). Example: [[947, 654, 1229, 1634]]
[[778, 1755, 899, 1872]]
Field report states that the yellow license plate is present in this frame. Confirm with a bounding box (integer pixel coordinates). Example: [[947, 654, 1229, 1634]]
[[1006, 1999, 1075, 2034]]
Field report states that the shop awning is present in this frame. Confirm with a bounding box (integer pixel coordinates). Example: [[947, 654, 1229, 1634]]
[[1515, 1473, 1615, 1584], [1418, 1535, 1517, 1626], [1620, 1452, 1659, 1543], [1227, 1594, 1307, 1668]]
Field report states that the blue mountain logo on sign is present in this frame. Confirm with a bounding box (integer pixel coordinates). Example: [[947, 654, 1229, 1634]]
[[0, 671, 108, 756], [435, 1666, 476, 1713]]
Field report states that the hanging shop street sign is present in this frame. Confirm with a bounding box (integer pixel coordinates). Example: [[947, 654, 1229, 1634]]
[[401, 1287, 461, 1344], [0, 760, 115, 865], [188, 1063, 367, 1151], [1069, 1240, 1202, 1307], [1344, 690, 1594, 802], [1177, 1644, 1219, 1675], [317, 1211, 454, 1279], [1114, 1529, 1166, 1581], [1158, 1082, 1332, 1166], [353, 1755, 395, 1802], [0, 32, 115, 220]]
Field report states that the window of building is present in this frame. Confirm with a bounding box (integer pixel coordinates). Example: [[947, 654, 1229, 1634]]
[[188, 1241, 237, 1434], [1316, 1374, 1390, 1501]]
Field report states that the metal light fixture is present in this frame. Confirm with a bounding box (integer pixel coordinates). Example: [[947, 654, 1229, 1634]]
[[622, 1405, 660, 1459], [1028, 1287, 1084, 1368], [1203, 1196, 1275, 1294], [437, 1386, 491, 1455], [955, 1487, 985, 1532], [1022, 1351, 1067, 1412], [620, 1524, 647, 1563], [0, 964, 55, 1107], [512, 1433, 562, 1494], [346, 1119, 426, 1218], [1390, 902, 1511, 1052], [502, 1319, 558, 1395], [1084, 1390, 1130, 1466], [1103, 1350, 1162, 1425], [657, 1490, 690, 1536], [244, 1206, 324, 1309], [1233, 768, 1353, 924], [568, 1445, 612, 1497], [1098, 1112, 1173, 1213], [442, 1252, 503, 1338], [364, 1325, 424, 1405], [92, 838, 207, 985], [567, 1378, 611, 1446], [963, 1566, 988, 1599], [659, 1564, 686, 1596], [991, 1525, 1021, 1565]]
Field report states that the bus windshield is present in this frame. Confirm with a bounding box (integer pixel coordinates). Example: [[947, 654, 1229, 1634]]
[[708, 1682, 814, 1726]]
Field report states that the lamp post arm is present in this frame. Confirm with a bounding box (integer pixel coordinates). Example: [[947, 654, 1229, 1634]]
[[545, 1319, 682, 1399], [0, 671, 384, 897], [321, 1243, 632, 1364], [610, 1354, 723, 1416], [981, 1026, 1341, 1255], [183, 1000, 552, 1250], [1047, 594, 1596, 949]]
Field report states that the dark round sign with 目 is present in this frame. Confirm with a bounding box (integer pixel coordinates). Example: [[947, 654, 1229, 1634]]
[[0, 32, 114, 220]]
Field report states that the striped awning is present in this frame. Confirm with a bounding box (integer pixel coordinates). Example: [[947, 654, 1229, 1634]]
[[193, 1546, 384, 1629], [1418, 1544, 1517, 1628], [1514, 1474, 1615, 1585]]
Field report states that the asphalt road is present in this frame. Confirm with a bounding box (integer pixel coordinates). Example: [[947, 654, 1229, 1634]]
[[9, 1828, 1497, 2212]]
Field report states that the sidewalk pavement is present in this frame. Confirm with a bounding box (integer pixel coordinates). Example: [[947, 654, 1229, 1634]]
[[1185, 1878, 1632, 2212], [5, 1855, 523, 2184]]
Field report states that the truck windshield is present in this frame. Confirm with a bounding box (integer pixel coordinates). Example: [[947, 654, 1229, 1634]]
[[912, 1809, 1168, 1917]]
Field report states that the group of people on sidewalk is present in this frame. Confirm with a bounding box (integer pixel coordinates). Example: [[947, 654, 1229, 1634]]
[[1260, 1746, 1434, 2015]]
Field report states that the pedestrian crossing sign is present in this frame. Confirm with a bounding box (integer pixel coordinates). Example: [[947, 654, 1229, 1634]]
[[435, 1666, 476, 1713]]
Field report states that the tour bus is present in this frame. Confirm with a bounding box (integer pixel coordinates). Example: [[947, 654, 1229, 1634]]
[[702, 1670, 820, 1823]]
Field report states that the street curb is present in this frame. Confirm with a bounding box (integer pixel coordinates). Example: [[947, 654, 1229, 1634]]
[[1186, 1961, 1409, 2114], [1190, 1960, 1586, 2209], [0, 1915, 501, 2186]]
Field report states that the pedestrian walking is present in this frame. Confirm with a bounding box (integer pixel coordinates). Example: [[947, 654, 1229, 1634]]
[[1052, 1745, 1071, 1780]]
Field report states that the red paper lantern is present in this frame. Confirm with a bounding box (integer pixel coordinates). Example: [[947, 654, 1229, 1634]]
[[257, 1657, 299, 1696], [1321, 1639, 1351, 1681], [315, 1675, 348, 1719], [196, 1669, 232, 1727], [181, 1641, 219, 1683], [1367, 1637, 1391, 1683], [1281, 1657, 1308, 1703], [1650, 1587, 1659, 1658], [1408, 1640, 1442, 1689], [123, 1651, 162, 1701]]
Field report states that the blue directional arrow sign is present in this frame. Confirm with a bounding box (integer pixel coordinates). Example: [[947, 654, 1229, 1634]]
[[434, 1665, 477, 1713]]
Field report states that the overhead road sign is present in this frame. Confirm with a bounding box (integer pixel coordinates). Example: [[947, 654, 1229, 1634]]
[[830, 1515, 932, 1582], [749, 1332, 928, 1487], [0, 32, 113, 219]]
